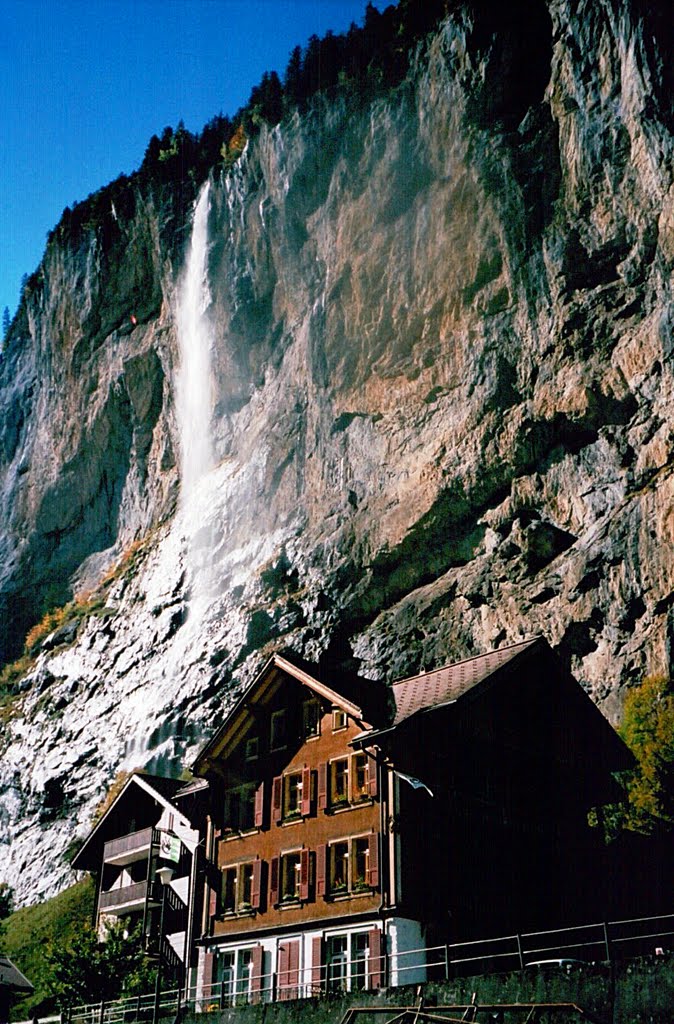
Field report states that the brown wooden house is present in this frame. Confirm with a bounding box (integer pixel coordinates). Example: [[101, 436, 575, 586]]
[[190, 638, 631, 1003]]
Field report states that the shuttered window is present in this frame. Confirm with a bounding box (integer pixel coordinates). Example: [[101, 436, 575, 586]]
[[272, 776, 283, 823], [270, 856, 279, 906], [318, 762, 328, 810], [316, 844, 327, 897], [368, 928, 384, 989], [254, 782, 264, 828], [367, 833, 379, 888], [250, 944, 264, 1002]]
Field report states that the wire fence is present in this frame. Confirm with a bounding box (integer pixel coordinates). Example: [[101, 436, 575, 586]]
[[31, 908, 674, 1024]]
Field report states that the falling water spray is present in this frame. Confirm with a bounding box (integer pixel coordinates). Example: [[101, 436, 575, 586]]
[[176, 181, 215, 500], [173, 181, 217, 633]]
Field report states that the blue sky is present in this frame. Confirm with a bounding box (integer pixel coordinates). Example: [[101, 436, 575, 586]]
[[0, 0, 385, 325]]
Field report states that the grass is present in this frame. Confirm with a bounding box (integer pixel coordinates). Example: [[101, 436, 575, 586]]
[[0, 878, 95, 1020]]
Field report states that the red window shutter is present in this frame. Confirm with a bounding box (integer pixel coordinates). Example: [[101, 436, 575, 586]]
[[316, 844, 327, 897], [367, 833, 380, 888], [251, 944, 264, 1002], [368, 928, 384, 989], [277, 942, 289, 999], [311, 935, 323, 993], [289, 939, 300, 995], [299, 847, 310, 901], [272, 775, 283, 823], [254, 781, 265, 828], [367, 755, 379, 798], [202, 951, 215, 998], [317, 762, 328, 810], [208, 883, 218, 919], [301, 765, 312, 816], [251, 858, 262, 910], [270, 856, 280, 906]]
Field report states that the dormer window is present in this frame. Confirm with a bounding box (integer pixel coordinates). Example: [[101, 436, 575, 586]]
[[270, 710, 287, 751], [303, 699, 321, 739]]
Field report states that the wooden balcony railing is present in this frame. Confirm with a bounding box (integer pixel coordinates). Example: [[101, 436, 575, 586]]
[[103, 828, 156, 863], [99, 880, 152, 912]]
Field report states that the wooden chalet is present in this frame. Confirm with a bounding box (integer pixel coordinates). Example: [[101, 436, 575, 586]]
[[190, 637, 631, 1003], [72, 771, 206, 988]]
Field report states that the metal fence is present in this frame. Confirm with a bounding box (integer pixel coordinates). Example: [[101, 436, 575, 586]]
[[51, 908, 674, 1023]]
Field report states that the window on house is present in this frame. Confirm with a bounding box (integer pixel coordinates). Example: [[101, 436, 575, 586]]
[[224, 783, 256, 832], [353, 754, 369, 800], [221, 867, 237, 914], [324, 932, 372, 994], [330, 841, 349, 895], [245, 736, 259, 761], [326, 935, 348, 992], [281, 852, 302, 902], [236, 949, 253, 1000], [217, 951, 235, 1006], [285, 772, 303, 817], [332, 707, 348, 731], [303, 699, 321, 738], [330, 759, 349, 805], [351, 933, 369, 990], [239, 863, 254, 910], [352, 838, 370, 891], [270, 710, 287, 750]]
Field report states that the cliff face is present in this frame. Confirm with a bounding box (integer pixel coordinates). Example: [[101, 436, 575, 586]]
[[2, 0, 674, 906]]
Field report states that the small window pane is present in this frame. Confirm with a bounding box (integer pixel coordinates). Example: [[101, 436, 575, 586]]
[[303, 699, 321, 738], [331, 759, 349, 805], [271, 710, 287, 750], [332, 708, 348, 731]]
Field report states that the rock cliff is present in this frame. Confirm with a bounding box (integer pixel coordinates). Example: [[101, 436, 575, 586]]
[[1, 0, 674, 906]]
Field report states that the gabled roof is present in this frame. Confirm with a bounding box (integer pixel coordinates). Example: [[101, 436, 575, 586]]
[[391, 636, 540, 726], [0, 956, 33, 993], [192, 651, 389, 774], [71, 771, 183, 871]]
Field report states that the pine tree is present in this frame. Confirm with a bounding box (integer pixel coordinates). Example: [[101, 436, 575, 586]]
[[2, 306, 10, 341]]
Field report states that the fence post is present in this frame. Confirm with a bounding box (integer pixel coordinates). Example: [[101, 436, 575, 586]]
[[444, 944, 451, 980], [516, 934, 525, 970], [98, 1000, 105, 1024], [603, 922, 612, 963]]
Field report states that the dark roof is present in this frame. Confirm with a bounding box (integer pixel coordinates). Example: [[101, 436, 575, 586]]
[[0, 956, 33, 993], [175, 777, 210, 798], [391, 637, 540, 726], [71, 771, 184, 871]]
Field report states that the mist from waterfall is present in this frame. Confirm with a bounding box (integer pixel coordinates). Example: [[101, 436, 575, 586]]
[[176, 181, 215, 503]]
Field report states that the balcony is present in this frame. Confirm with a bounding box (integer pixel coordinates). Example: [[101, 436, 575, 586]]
[[99, 879, 157, 914], [103, 827, 157, 866]]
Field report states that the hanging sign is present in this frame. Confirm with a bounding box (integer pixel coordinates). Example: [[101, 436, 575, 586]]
[[159, 830, 181, 864]]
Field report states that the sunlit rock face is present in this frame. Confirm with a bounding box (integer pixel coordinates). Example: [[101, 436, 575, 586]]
[[1, 0, 674, 905]]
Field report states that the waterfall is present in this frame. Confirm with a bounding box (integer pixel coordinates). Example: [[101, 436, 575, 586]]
[[176, 181, 214, 504]]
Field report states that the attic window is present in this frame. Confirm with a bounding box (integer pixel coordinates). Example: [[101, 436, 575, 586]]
[[245, 737, 259, 762], [303, 699, 321, 739], [270, 710, 287, 751], [332, 708, 348, 731]]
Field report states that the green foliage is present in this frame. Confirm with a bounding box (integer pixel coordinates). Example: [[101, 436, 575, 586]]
[[619, 674, 674, 834], [45, 919, 156, 1008], [0, 878, 95, 1019], [0, 883, 14, 920]]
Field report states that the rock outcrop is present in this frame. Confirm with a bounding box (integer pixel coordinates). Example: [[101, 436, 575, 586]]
[[1, 0, 674, 905]]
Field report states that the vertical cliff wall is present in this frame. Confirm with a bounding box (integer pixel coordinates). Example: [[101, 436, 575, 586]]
[[1, 0, 674, 905]]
